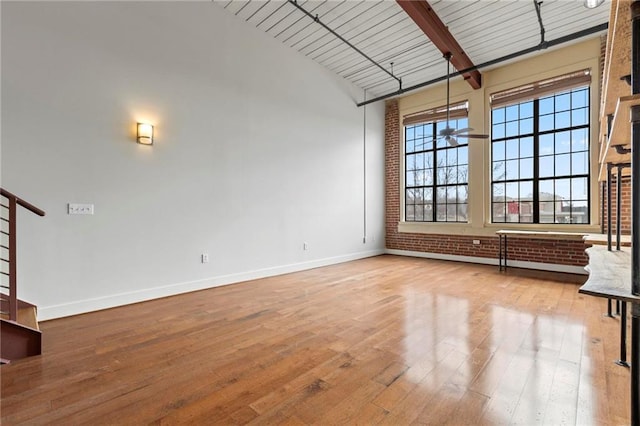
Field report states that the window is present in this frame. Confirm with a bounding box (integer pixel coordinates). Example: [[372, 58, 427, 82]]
[[490, 70, 590, 224], [404, 103, 469, 222]]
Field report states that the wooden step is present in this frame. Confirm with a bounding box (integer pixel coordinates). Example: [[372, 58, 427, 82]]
[[0, 318, 41, 361], [0, 295, 39, 330], [0, 306, 39, 330]]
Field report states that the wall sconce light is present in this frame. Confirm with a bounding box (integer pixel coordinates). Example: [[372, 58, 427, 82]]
[[584, 0, 604, 8], [137, 123, 154, 145]]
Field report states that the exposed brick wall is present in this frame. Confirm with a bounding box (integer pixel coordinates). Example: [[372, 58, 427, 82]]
[[384, 99, 589, 267], [602, 175, 632, 235], [385, 100, 401, 246]]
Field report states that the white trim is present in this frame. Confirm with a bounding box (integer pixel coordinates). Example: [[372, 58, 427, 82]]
[[38, 249, 385, 321], [385, 249, 587, 275]]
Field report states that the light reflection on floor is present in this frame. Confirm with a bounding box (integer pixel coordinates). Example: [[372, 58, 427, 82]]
[[400, 282, 592, 424]]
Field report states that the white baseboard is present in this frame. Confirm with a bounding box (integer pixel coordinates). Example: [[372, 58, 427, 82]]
[[385, 249, 588, 275], [38, 249, 385, 321]]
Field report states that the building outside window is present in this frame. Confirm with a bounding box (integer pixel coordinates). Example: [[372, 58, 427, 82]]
[[490, 70, 591, 224], [404, 102, 469, 223]]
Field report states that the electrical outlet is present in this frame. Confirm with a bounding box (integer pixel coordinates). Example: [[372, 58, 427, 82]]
[[472, 239, 481, 245], [303, 242, 308, 251], [68, 203, 94, 215], [201, 253, 209, 263]]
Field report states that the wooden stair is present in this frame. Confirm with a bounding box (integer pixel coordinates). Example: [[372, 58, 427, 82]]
[[0, 297, 41, 363]]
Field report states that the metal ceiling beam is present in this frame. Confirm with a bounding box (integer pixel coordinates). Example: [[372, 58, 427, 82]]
[[396, 0, 482, 89], [287, 0, 402, 90]]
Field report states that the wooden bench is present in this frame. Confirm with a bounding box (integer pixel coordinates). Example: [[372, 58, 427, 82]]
[[496, 229, 586, 271]]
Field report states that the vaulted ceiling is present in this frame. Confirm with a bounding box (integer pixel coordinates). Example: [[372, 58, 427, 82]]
[[215, 0, 610, 103]]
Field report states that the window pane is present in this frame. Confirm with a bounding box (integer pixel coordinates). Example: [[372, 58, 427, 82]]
[[493, 203, 506, 222], [493, 141, 506, 161], [540, 96, 554, 114], [506, 139, 519, 160], [572, 152, 588, 175], [520, 118, 533, 134], [415, 203, 424, 221], [506, 204, 519, 222], [555, 111, 571, 129], [520, 137, 534, 158], [520, 181, 533, 201], [556, 93, 571, 111], [493, 161, 506, 181], [424, 168, 434, 186], [447, 186, 457, 203], [572, 128, 588, 152], [422, 137, 434, 151], [458, 164, 469, 183], [493, 123, 505, 139], [521, 101, 533, 119], [492, 183, 505, 202], [572, 177, 588, 200], [437, 166, 453, 185], [572, 107, 588, 126], [458, 146, 468, 164], [506, 160, 519, 180], [539, 134, 554, 156], [424, 188, 434, 203], [407, 154, 416, 171], [555, 178, 571, 200], [506, 105, 519, 121], [506, 182, 519, 199], [520, 158, 534, 179], [447, 204, 457, 221], [539, 114, 554, 132], [406, 189, 415, 205], [572, 89, 588, 108], [556, 154, 571, 176], [493, 108, 506, 123], [457, 185, 468, 203], [506, 121, 519, 137], [539, 180, 553, 198], [424, 203, 433, 221], [408, 138, 418, 153], [539, 156, 554, 177], [571, 200, 588, 223], [447, 148, 458, 166], [458, 203, 468, 221], [556, 130, 571, 154], [406, 171, 415, 186]]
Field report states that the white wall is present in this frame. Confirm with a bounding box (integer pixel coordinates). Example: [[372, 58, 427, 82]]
[[1, 2, 385, 320]]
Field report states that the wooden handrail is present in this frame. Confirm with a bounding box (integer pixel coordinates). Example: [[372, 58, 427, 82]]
[[0, 188, 45, 217], [0, 188, 45, 322]]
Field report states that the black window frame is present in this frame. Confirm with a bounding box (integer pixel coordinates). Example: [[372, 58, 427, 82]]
[[490, 85, 591, 224], [404, 116, 470, 223]]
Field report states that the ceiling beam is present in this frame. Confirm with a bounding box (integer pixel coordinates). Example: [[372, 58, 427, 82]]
[[397, 0, 482, 89]]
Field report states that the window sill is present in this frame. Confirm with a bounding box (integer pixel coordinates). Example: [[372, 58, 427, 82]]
[[397, 221, 601, 237]]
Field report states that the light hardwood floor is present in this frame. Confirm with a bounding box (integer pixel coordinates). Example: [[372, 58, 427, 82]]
[[0, 255, 631, 424]]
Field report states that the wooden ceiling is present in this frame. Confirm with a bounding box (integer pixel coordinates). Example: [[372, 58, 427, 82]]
[[216, 0, 610, 100]]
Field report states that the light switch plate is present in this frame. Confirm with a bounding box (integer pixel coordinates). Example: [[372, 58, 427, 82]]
[[68, 203, 94, 215]]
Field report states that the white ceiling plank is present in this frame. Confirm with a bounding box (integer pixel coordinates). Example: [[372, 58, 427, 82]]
[[223, 0, 251, 15], [215, 0, 610, 98]]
